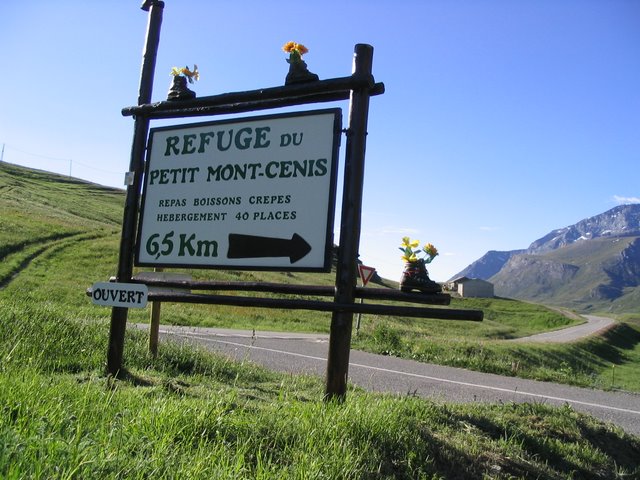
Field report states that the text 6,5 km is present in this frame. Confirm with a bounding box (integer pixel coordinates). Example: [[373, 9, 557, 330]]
[[145, 230, 219, 259]]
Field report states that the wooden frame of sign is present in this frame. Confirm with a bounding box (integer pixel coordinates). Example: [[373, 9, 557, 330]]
[[103, 1, 482, 400]]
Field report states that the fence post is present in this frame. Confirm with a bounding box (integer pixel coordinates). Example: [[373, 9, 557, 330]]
[[148, 267, 164, 356], [325, 44, 374, 400], [107, 1, 164, 376]]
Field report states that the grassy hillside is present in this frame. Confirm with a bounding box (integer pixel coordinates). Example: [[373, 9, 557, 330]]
[[1, 163, 639, 477], [544, 236, 640, 313], [0, 162, 123, 288]]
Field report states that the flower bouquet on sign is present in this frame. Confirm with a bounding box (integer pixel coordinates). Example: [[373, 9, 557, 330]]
[[283, 41, 319, 85], [399, 237, 442, 294], [167, 64, 199, 101]]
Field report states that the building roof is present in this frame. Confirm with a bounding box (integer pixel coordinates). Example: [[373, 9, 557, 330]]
[[449, 276, 469, 283], [451, 276, 493, 286]]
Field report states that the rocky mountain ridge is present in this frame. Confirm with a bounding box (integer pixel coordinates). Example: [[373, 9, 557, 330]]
[[526, 204, 640, 254], [452, 204, 640, 312]]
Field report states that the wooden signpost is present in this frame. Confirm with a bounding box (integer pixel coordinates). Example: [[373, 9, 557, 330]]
[[101, 0, 482, 400]]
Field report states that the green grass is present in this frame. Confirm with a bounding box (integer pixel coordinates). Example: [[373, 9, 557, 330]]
[[589, 317, 640, 391], [1, 297, 639, 479]]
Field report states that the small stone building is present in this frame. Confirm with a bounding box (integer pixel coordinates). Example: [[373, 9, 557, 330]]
[[449, 276, 494, 298]]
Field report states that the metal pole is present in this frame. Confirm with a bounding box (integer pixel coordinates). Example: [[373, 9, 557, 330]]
[[325, 44, 374, 400], [107, 1, 164, 376]]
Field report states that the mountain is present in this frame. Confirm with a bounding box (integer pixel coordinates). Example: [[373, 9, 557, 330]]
[[451, 249, 525, 280], [451, 204, 640, 313], [526, 204, 640, 253]]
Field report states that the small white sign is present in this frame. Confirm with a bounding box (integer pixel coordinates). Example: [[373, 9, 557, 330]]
[[124, 171, 135, 186], [135, 109, 342, 271], [91, 282, 148, 308]]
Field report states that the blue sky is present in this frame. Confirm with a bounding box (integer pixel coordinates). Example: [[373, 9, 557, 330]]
[[1, 1, 639, 281]]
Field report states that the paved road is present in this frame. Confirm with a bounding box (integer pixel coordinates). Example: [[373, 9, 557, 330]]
[[510, 315, 616, 343], [149, 324, 640, 438]]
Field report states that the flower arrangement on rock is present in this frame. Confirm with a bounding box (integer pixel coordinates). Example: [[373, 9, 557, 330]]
[[282, 41, 319, 85], [167, 64, 199, 101], [398, 237, 442, 294]]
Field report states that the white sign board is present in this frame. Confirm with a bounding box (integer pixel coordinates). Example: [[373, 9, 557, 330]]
[[136, 109, 342, 271], [91, 282, 148, 308]]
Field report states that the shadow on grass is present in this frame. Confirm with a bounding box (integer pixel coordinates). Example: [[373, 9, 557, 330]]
[[581, 323, 640, 364], [358, 417, 495, 479], [454, 404, 640, 480], [579, 422, 640, 472], [107, 368, 154, 388], [600, 323, 640, 351]]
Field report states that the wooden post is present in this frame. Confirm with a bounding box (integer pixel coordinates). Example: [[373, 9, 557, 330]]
[[325, 44, 374, 400], [107, 1, 164, 376], [148, 267, 163, 356], [356, 297, 364, 335]]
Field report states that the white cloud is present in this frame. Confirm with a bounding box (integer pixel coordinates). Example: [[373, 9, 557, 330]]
[[613, 195, 640, 204]]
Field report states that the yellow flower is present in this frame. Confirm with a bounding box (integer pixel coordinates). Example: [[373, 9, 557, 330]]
[[282, 41, 309, 56], [423, 243, 438, 257], [399, 237, 439, 264], [183, 66, 199, 83], [282, 41, 297, 53], [171, 65, 199, 83], [400, 237, 419, 248]]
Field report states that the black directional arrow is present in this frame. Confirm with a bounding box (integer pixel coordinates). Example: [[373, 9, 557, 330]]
[[227, 233, 312, 264]]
